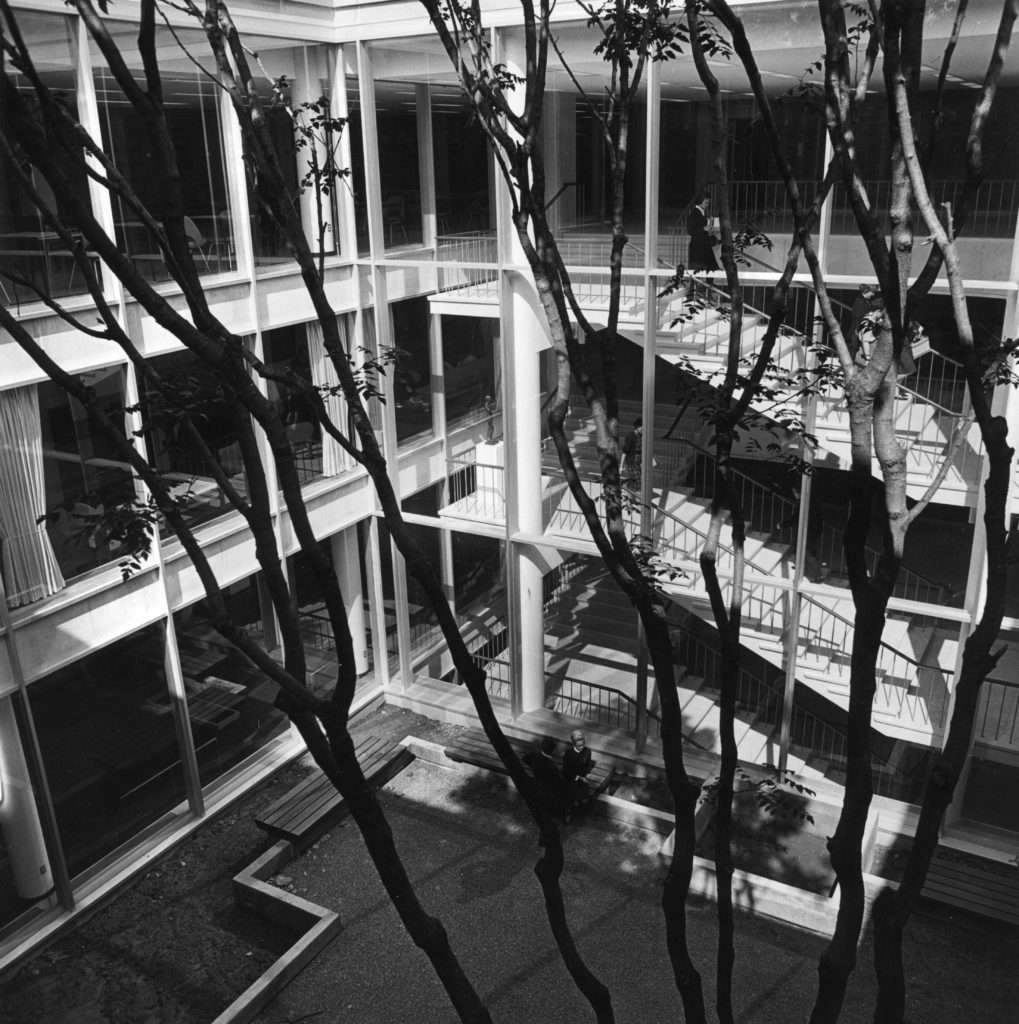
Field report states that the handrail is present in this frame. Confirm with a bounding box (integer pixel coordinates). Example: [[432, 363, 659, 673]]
[[667, 436, 950, 602], [677, 622, 929, 793], [798, 593, 949, 726], [638, 482, 785, 585], [548, 671, 708, 751]]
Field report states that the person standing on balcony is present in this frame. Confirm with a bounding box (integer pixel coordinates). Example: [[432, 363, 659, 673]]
[[687, 193, 719, 273], [620, 417, 643, 487]]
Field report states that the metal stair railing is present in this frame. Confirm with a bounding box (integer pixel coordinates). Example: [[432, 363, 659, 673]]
[[674, 623, 930, 800], [793, 594, 951, 730], [673, 436, 952, 605], [976, 675, 1019, 749]]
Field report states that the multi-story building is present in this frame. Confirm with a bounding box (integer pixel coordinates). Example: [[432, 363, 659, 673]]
[[1, 0, 1017, 968]]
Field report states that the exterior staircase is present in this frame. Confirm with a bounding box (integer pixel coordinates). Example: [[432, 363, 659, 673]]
[[543, 561, 830, 779]]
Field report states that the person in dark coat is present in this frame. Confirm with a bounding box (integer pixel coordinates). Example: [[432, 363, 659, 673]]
[[563, 729, 595, 811], [526, 736, 569, 821], [620, 417, 643, 486], [687, 194, 719, 272]]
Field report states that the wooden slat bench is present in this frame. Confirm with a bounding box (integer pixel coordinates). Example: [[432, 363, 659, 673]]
[[445, 728, 615, 800], [921, 847, 1019, 926], [255, 734, 412, 846]]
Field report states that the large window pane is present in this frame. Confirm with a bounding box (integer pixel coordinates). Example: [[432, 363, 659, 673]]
[[143, 349, 246, 529], [0, 12, 90, 303], [172, 579, 289, 789], [346, 76, 369, 257], [373, 78, 423, 249], [392, 297, 433, 445], [432, 85, 491, 236], [262, 324, 322, 484], [441, 314, 497, 431], [91, 27, 235, 281], [29, 625, 184, 878], [39, 370, 135, 581], [827, 87, 1019, 281]]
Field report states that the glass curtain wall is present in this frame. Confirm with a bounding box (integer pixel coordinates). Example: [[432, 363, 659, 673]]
[[38, 370, 135, 581], [0, 11, 89, 304], [91, 26, 235, 282]]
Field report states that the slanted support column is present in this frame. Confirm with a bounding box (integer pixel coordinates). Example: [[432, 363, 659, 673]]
[[333, 527, 370, 676]]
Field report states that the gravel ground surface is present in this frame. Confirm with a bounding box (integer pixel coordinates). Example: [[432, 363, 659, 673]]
[[0, 766, 304, 1024], [256, 758, 1019, 1024]]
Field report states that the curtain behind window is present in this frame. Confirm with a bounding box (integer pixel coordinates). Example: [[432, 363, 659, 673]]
[[0, 386, 65, 607]]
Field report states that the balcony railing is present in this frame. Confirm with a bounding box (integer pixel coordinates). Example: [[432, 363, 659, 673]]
[[976, 676, 1019, 748], [446, 453, 506, 520]]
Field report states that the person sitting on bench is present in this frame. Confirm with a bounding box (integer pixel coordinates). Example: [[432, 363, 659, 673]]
[[526, 736, 569, 822], [562, 729, 596, 813]]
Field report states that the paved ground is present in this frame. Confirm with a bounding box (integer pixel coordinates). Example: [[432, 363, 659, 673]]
[[3, 704, 1016, 1023], [256, 757, 1019, 1024]]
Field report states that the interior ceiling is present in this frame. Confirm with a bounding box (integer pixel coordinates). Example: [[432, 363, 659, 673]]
[[368, 0, 1015, 98]]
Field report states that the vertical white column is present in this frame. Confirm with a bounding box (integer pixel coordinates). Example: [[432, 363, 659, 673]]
[[417, 84, 437, 249], [502, 281, 548, 715], [0, 697, 51, 898], [635, 58, 661, 751], [492, 29, 548, 717], [333, 527, 370, 675]]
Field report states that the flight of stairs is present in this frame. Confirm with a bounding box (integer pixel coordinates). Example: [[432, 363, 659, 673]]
[[543, 563, 828, 779]]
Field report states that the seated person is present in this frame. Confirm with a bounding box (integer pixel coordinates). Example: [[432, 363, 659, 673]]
[[562, 729, 595, 810], [525, 736, 569, 821]]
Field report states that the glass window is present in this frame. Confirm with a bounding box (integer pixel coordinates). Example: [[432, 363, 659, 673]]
[[91, 27, 236, 282], [374, 79, 423, 249], [392, 297, 433, 445], [28, 624, 183, 879], [346, 76, 369, 257], [827, 87, 1019, 280], [172, 579, 289, 789], [431, 85, 491, 236], [38, 370, 136, 581], [143, 349, 246, 530], [441, 315, 497, 431], [0, 12, 91, 304], [262, 324, 322, 484], [249, 78, 300, 268]]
